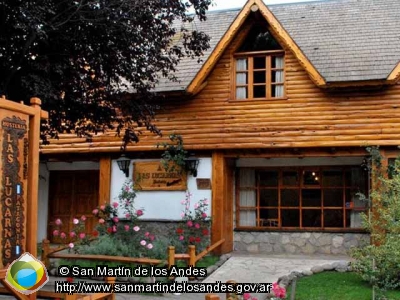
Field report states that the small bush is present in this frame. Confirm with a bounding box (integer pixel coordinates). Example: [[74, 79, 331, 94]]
[[171, 192, 211, 254]]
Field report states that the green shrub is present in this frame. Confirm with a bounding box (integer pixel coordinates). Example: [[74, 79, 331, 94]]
[[350, 147, 400, 290]]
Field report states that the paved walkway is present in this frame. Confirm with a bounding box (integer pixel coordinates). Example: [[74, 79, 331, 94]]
[[0, 253, 350, 300]]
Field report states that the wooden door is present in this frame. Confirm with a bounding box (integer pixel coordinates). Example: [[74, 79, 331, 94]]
[[48, 170, 99, 243]]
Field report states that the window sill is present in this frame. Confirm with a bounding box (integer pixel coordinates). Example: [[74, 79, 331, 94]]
[[230, 97, 288, 102], [234, 227, 368, 234]]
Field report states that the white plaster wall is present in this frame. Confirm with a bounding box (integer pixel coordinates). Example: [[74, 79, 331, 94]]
[[110, 157, 212, 220], [37, 161, 100, 241]]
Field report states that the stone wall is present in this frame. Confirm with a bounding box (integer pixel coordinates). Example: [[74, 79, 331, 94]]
[[234, 231, 370, 255]]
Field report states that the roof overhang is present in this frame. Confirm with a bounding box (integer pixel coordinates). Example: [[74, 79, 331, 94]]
[[186, 0, 400, 94]]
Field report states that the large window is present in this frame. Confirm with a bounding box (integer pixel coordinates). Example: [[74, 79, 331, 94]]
[[236, 167, 368, 230]]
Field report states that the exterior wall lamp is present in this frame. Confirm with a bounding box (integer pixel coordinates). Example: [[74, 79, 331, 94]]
[[117, 154, 131, 178], [184, 157, 200, 177]]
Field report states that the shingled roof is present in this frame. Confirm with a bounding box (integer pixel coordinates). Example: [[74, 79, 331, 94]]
[[155, 0, 400, 92]]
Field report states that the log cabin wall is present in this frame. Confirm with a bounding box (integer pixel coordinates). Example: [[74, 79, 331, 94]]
[[41, 24, 400, 154]]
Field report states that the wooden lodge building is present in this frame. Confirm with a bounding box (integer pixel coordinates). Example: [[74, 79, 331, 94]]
[[38, 0, 400, 255]]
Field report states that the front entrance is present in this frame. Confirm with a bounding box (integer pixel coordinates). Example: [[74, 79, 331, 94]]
[[47, 170, 99, 243]]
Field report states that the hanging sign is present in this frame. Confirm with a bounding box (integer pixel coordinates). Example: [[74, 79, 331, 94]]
[[0, 114, 28, 266]]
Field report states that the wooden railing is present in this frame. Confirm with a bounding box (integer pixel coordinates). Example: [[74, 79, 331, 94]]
[[167, 238, 225, 268]]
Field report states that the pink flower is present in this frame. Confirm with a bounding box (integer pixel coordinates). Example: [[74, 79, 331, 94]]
[[69, 231, 76, 238], [145, 232, 150, 237], [100, 205, 106, 211], [203, 199, 209, 205], [149, 235, 155, 241], [136, 210, 143, 216], [147, 243, 153, 250], [187, 220, 193, 227], [124, 225, 130, 231], [180, 212, 185, 218], [53, 230, 59, 236], [112, 202, 118, 208], [133, 226, 140, 232], [125, 186, 130, 191], [194, 203, 199, 209], [55, 219, 62, 226], [201, 212, 207, 218], [81, 215, 86, 221], [112, 225, 117, 233], [195, 223, 200, 229], [68, 243, 74, 248], [179, 235, 184, 241], [73, 218, 79, 225], [60, 232, 66, 239], [272, 283, 286, 299], [125, 213, 130, 218], [140, 240, 147, 246], [180, 200, 186, 205], [92, 209, 99, 215], [113, 217, 119, 223], [99, 218, 105, 224], [243, 293, 251, 300], [79, 233, 86, 239]]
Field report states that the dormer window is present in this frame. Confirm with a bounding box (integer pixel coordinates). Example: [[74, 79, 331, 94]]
[[234, 26, 285, 100]]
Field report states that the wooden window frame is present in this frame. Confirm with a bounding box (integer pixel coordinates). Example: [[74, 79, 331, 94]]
[[235, 166, 368, 232], [233, 50, 286, 101]]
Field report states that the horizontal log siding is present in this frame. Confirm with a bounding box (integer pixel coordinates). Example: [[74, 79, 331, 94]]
[[41, 38, 400, 154]]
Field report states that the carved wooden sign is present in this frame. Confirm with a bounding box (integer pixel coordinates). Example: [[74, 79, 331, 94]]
[[0, 114, 28, 266], [133, 161, 187, 191]]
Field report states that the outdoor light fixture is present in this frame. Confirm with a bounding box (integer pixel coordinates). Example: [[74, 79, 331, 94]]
[[117, 154, 131, 178], [184, 157, 200, 177]]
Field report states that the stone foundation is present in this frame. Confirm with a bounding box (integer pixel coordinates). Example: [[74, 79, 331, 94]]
[[234, 231, 369, 255]]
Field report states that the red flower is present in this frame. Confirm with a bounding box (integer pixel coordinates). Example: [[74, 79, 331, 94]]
[[66, 277, 74, 283], [136, 210, 143, 216], [176, 228, 184, 235], [189, 236, 195, 243], [107, 227, 112, 233], [195, 237, 201, 243], [202, 229, 209, 236], [92, 230, 99, 237]]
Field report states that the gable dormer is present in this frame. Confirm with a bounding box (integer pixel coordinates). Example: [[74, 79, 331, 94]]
[[233, 23, 285, 100]]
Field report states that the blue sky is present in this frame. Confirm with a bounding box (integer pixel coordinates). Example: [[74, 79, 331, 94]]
[[210, 0, 322, 11]]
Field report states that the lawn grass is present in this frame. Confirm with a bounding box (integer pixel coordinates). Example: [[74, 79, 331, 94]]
[[287, 271, 400, 300]]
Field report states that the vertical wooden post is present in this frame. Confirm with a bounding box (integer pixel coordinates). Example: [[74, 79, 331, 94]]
[[99, 157, 111, 206], [168, 246, 175, 267], [188, 245, 196, 280], [188, 245, 196, 267], [105, 277, 116, 300], [211, 152, 234, 254], [41, 239, 51, 268], [26, 97, 42, 257], [226, 280, 237, 300]]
